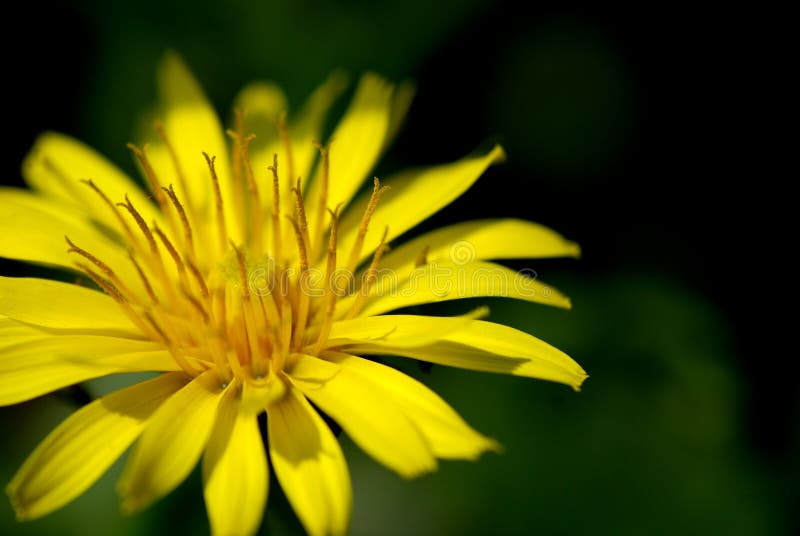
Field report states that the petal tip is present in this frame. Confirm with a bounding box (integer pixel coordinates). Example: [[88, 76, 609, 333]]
[[489, 144, 507, 164]]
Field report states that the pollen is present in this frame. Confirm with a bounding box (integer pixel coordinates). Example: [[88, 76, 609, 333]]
[[66, 126, 390, 391]]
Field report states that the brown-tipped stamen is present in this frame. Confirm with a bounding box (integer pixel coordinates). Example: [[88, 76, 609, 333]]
[[313, 207, 342, 354], [346, 226, 390, 319], [127, 143, 167, 208], [154, 120, 193, 211], [204, 152, 228, 256], [268, 154, 283, 267], [65, 236, 137, 301], [347, 177, 390, 272], [287, 216, 311, 351], [129, 252, 159, 304], [81, 179, 136, 243], [162, 184, 195, 259]]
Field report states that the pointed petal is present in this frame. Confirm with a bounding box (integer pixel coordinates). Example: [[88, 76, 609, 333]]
[[6, 373, 187, 520], [289, 354, 436, 478], [149, 52, 234, 238], [379, 218, 581, 278], [382, 80, 416, 152], [338, 145, 506, 266], [341, 319, 588, 391], [0, 336, 178, 406], [268, 388, 351, 536], [22, 132, 161, 230], [0, 277, 139, 336], [117, 370, 226, 512], [203, 385, 268, 536], [337, 260, 570, 318], [308, 73, 394, 211], [324, 351, 499, 459]]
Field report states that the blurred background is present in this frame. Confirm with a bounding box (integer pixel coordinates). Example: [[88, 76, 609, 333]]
[[1, 1, 794, 534]]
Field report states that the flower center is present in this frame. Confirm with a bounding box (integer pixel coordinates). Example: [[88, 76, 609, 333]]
[[65, 121, 390, 388]]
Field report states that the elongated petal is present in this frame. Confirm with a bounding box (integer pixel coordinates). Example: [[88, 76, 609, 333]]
[[203, 385, 268, 536], [382, 80, 416, 152], [150, 52, 235, 239], [324, 351, 499, 459], [0, 277, 138, 336], [322, 311, 484, 349], [289, 354, 436, 478], [6, 373, 187, 520], [118, 370, 226, 512], [338, 145, 506, 266], [341, 319, 588, 391], [268, 388, 351, 536], [0, 189, 139, 285], [338, 260, 570, 318], [307, 73, 394, 211], [0, 336, 178, 405], [22, 132, 161, 230], [379, 218, 581, 277]]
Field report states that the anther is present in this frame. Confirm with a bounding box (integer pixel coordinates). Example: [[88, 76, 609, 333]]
[[347, 177, 390, 272], [204, 152, 228, 256], [161, 184, 195, 258]]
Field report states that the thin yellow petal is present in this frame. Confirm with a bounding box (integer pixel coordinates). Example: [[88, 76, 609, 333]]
[[379, 218, 581, 278], [340, 318, 588, 391], [0, 336, 178, 406], [268, 388, 351, 536], [118, 370, 226, 513], [0, 277, 139, 336], [6, 373, 187, 520], [307, 73, 394, 211], [324, 351, 499, 459], [338, 145, 506, 267], [22, 132, 161, 230], [337, 260, 570, 317], [382, 80, 416, 152], [289, 354, 436, 478], [203, 385, 268, 536]]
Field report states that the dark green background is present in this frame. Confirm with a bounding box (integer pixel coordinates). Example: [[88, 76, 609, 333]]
[[1, 1, 795, 534]]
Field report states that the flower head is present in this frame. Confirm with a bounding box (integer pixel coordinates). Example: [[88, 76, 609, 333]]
[[1, 53, 586, 535]]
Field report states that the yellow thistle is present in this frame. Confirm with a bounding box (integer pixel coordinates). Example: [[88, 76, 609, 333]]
[[1, 53, 586, 536]]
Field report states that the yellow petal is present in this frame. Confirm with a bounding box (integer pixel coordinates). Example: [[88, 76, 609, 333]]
[[268, 387, 351, 536], [0, 336, 178, 406], [203, 384, 268, 536], [379, 218, 581, 277], [6, 372, 187, 520], [22, 132, 161, 230], [117, 370, 226, 512], [323, 311, 483, 349], [338, 145, 506, 266], [0, 189, 138, 284], [341, 319, 588, 391], [0, 317, 50, 350], [324, 351, 499, 460], [289, 354, 436, 478], [151, 52, 234, 239], [338, 260, 570, 317], [307, 73, 394, 211], [0, 277, 138, 336]]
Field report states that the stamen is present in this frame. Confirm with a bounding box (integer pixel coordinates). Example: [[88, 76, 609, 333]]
[[154, 121, 193, 211], [291, 178, 311, 255], [203, 152, 228, 256], [127, 143, 167, 208], [186, 257, 209, 299], [65, 236, 136, 301], [128, 252, 159, 304], [346, 226, 390, 319], [161, 184, 195, 259], [268, 154, 283, 266], [347, 177, 390, 272], [117, 195, 158, 255], [313, 207, 342, 354], [287, 216, 311, 351], [142, 310, 203, 375], [81, 179, 136, 242], [152, 223, 188, 288]]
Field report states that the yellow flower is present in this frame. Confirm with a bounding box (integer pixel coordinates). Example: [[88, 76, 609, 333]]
[[1, 53, 586, 536]]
